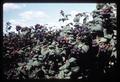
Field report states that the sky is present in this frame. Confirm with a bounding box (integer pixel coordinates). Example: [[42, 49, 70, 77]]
[[3, 3, 97, 33]]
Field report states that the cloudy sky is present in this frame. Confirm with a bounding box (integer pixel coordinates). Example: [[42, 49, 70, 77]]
[[3, 3, 97, 33]]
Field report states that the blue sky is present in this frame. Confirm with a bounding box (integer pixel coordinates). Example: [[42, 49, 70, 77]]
[[3, 3, 97, 33]]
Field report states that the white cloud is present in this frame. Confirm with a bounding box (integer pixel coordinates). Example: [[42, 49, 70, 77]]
[[70, 10, 81, 16], [3, 10, 49, 33], [3, 3, 21, 11], [9, 19, 27, 26], [19, 10, 49, 21], [22, 4, 27, 7], [48, 22, 60, 28]]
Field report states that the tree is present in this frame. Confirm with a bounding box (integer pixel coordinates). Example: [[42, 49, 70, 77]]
[[96, 3, 105, 10], [16, 25, 22, 35], [6, 22, 12, 33]]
